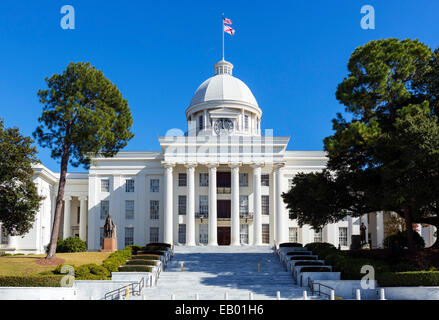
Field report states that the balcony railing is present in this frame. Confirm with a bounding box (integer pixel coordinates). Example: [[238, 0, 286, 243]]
[[195, 212, 254, 220], [217, 187, 231, 194], [195, 212, 208, 219]]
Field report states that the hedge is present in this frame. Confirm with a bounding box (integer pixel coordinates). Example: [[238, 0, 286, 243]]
[[118, 265, 153, 272], [279, 243, 303, 248], [294, 261, 325, 266], [305, 242, 336, 255], [137, 250, 166, 256], [126, 260, 159, 266], [102, 249, 132, 273], [300, 267, 332, 272], [377, 271, 439, 287], [286, 252, 312, 256], [0, 276, 64, 287], [124, 245, 144, 255], [132, 254, 160, 261], [290, 256, 318, 261], [146, 243, 172, 248]]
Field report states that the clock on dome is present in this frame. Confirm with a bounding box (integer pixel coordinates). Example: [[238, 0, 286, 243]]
[[214, 118, 234, 136]]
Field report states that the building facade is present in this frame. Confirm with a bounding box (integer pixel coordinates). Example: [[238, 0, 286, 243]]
[[0, 60, 436, 253]]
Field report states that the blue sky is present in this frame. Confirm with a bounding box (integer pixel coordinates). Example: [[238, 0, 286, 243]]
[[1, 0, 439, 173]]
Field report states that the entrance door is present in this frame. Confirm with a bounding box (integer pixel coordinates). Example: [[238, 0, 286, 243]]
[[217, 200, 231, 218], [217, 227, 231, 245]]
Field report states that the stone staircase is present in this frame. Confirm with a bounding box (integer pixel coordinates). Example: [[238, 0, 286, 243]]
[[138, 245, 320, 300]]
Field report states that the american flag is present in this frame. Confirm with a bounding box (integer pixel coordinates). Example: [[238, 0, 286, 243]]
[[223, 17, 232, 25]]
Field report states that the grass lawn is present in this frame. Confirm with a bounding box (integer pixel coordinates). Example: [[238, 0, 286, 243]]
[[0, 252, 111, 276]]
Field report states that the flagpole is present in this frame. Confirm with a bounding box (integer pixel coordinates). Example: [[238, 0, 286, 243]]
[[222, 13, 224, 61]]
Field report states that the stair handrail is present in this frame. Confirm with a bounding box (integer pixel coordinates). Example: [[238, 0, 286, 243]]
[[308, 278, 334, 299], [103, 277, 145, 300]]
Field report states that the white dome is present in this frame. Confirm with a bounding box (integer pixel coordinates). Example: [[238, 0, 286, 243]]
[[189, 60, 259, 108]]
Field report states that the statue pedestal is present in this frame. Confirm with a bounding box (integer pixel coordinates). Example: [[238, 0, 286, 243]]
[[101, 237, 117, 252]]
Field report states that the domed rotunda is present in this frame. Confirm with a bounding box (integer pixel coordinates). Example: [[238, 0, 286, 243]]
[[186, 60, 262, 136]]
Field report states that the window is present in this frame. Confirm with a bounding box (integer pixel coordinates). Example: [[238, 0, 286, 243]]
[[178, 196, 186, 215], [199, 195, 208, 215], [239, 195, 249, 216], [262, 196, 270, 215], [1, 225, 9, 244], [199, 224, 208, 244], [261, 174, 269, 186], [199, 173, 209, 187], [125, 179, 135, 192], [314, 228, 323, 243], [150, 200, 159, 219], [99, 227, 104, 248], [240, 224, 249, 244], [77, 207, 80, 224], [244, 115, 249, 131], [125, 227, 134, 246], [239, 173, 248, 187], [150, 227, 159, 243], [289, 227, 299, 243], [262, 224, 270, 244], [178, 224, 186, 244], [100, 201, 109, 220], [178, 173, 187, 187], [198, 115, 204, 131], [101, 179, 110, 192], [150, 179, 159, 193], [125, 200, 134, 220], [339, 227, 348, 246]]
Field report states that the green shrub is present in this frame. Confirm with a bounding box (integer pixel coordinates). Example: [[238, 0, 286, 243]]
[[75, 264, 110, 279], [124, 245, 144, 255], [295, 261, 325, 266], [300, 267, 332, 272], [102, 249, 132, 273], [53, 264, 75, 275], [279, 243, 303, 248], [286, 251, 311, 256], [0, 276, 63, 287], [377, 271, 439, 287], [145, 242, 172, 248], [118, 265, 153, 272], [383, 231, 425, 249], [56, 236, 87, 253], [126, 260, 158, 266], [0, 253, 12, 257], [137, 250, 166, 256], [132, 254, 160, 260], [305, 242, 336, 255], [289, 256, 317, 261]]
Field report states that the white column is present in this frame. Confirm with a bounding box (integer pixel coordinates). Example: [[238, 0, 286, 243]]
[[163, 163, 174, 244], [208, 164, 218, 246], [376, 211, 385, 248], [230, 164, 240, 246], [185, 164, 196, 246], [274, 164, 286, 244], [252, 164, 262, 245], [8, 235, 17, 248], [79, 196, 87, 242], [63, 196, 72, 240]]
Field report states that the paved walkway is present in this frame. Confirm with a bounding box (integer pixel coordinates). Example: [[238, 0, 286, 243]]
[[140, 245, 317, 300]]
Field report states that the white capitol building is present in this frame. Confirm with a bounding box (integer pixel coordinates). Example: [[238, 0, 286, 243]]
[[0, 59, 436, 253]]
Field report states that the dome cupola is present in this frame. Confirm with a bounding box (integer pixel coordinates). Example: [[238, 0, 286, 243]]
[[186, 60, 262, 137]]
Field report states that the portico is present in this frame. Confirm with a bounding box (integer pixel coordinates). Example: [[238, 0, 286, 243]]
[[160, 160, 288, 246]]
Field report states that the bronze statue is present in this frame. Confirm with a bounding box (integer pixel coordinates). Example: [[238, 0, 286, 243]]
[[103, 214, 117, 239], [360, 222, 367, 244]]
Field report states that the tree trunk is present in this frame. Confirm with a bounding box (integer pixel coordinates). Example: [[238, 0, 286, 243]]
[[403, 206, 416, 254], [45, 152, 69, 259]]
